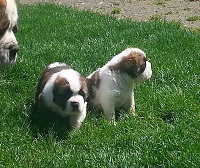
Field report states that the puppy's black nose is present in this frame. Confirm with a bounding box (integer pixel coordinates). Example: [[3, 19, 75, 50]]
[[71, 102, 79, 109], [9, 45, 19, 60]]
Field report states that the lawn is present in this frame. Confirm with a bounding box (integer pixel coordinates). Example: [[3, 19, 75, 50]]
[[0, 4, 199, 167]]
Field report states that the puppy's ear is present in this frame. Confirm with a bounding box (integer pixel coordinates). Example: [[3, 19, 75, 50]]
[[52, 79, 71, 111], [122, 52, 147, 78], [52, 86, 66, 111]]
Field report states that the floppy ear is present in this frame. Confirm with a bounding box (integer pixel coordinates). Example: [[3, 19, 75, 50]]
[[0, 0, 9, 36]]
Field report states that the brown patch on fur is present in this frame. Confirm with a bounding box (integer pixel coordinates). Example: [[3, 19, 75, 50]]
[[0, 0, 6, 9], [53, 76, 72, 110], [79, 75, 89, 101], [109, 51, 146, 78], [86, 70, 100, 99], [35, 63, 71, 106], [0, 0, 9, 37]]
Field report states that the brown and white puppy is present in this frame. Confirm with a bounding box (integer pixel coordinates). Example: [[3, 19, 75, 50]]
[[0, 0, 19, 70], [35, 62, 88, 129], [86, 48, 152, 125]]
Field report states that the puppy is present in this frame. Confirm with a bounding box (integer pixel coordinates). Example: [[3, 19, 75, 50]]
[[0, 0, 19, 70], [86, 48, 152, 124], [35, 62, 88, 129]]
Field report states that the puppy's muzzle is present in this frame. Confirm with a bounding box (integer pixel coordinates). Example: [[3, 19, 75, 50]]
[[0, 43, 19, 70]]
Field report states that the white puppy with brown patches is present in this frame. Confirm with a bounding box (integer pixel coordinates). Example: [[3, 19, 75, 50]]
[[86, 48, 152, 125], [0, 0, 19, 70], [35, 62, 88, 129]]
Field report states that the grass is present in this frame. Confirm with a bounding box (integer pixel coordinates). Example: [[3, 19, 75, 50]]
[[149, 14, 162, 21], [0, 3, 200, 167], [111, 8, 121, 14], [186, 16, 200, 21], [152, 0, 166, 6]]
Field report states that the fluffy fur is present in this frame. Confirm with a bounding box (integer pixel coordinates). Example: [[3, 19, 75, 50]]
[[35, 62, 88, 129], [0, 0, 19, 70], [86, 48, 152, 124]]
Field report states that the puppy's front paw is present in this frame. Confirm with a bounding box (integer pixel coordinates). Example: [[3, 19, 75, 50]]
[[110, 119, 116, 126], [103, 110, 116, 125]]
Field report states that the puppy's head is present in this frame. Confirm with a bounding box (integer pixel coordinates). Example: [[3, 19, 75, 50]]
[[0, 0, 19, 70], [41, 69, 88, 117], [109, 48, 152, 82]]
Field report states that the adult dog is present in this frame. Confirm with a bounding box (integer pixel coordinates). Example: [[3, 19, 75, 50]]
[[35, 62, 88, 129], [86, 48, 152, 125], [0, 0, 19, 70]]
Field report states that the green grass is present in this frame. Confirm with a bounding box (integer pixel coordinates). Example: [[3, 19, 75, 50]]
[[0, 3, 200, 167], [186, 15, 200, 21], [152, 0, 166, 6], [111, 8, 121, 15], [149, 14, 162, 21]]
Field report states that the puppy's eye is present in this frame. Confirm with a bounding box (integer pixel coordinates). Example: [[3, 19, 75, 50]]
[[12, 25, 18, 34]]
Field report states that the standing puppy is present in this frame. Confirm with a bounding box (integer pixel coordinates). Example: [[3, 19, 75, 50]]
[[35, 62, 88, 129], [86, 48, 152, 124], [0, 0, 19, 70]]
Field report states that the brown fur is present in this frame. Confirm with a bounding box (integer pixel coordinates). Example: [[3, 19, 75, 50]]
[[109, 51, 146, 78], [0, 0, 9, 37], [79, 75, 89, 100], [53, 76, 71, 110], [0, 0, 6, 8], [86, 70, 100, 99]]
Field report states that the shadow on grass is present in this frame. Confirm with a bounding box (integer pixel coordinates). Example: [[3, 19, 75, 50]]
[[27, 99, 71, 140], [87, 104, 132, 123], [160, 111, 176, 124]]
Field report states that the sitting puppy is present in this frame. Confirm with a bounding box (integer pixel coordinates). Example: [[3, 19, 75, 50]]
[[86, 48, 152, 124], [35, 62, 88, 129], [0, 0, 19, 70]]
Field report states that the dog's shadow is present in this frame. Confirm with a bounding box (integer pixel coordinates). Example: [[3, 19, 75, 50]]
[[27, 99, 71, 140]]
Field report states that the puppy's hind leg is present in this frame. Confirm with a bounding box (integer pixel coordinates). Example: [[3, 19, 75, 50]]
[[101, 103, 116, 125]]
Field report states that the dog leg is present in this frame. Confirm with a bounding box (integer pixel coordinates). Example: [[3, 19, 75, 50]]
[[130, 96, 136, 116], [69, 113, 86, 130], [101, 104, 116, 125]]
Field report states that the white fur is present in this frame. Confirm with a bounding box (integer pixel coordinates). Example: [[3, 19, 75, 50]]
[[48, 62, 66, 69], [41, 68, 87, 129], [87, 48, 152, 124], [59, 69, 82, 93], [0, 0, 19, 70]]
